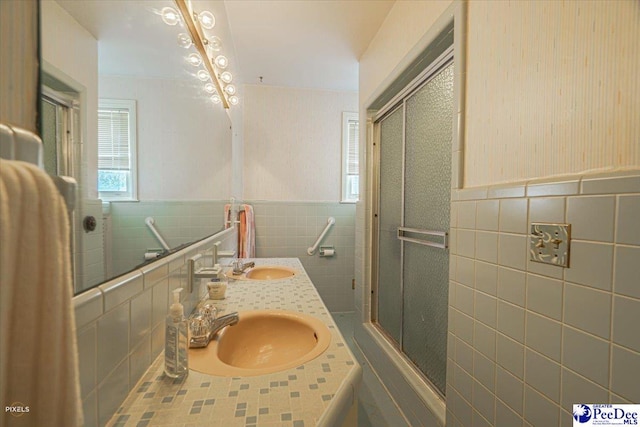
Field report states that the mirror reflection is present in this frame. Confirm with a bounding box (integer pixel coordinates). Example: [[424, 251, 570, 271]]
[[41, 0, 233, 294]]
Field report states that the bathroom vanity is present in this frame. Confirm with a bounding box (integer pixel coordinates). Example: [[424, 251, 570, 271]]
[[107, 258, 361, 426]]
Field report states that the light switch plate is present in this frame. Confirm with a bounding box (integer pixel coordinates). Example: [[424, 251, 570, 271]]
[[529, 223, 571, 268]]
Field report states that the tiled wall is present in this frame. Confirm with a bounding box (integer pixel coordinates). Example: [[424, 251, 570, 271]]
[[77, 199, 106, 292], [73, 227, 236, 427], [250, 201, 356, 313], [446, 171, 640, 427], [107, 200, 227, 277]]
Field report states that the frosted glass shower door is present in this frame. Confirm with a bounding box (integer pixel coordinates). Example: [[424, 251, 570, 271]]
[[376, 107, 404, 344], [401, 63, 453, 395]]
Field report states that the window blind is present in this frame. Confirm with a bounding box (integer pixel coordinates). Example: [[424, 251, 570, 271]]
[[346, 119, 359, 175], [98, 108, 130, 170]]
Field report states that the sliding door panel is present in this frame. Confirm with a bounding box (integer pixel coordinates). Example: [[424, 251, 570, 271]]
[[402, 63, 453, 395], [376, 107, 404, 344]]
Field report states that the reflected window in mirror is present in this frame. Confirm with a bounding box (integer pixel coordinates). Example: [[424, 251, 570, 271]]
[[341, 111, 359, 203], [98, 99, 138, 201]]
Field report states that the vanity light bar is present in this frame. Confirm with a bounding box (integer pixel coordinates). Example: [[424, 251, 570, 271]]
[[174, 0, 230, 109]]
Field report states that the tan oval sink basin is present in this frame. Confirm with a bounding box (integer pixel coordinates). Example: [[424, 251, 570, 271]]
[[227, 266, 297, 280], [189, 310, 331, 376]]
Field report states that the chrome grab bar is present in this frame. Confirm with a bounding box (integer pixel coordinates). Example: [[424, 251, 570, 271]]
[[307, 217, 336, 255], [145, 217, 170, 251], [397, 226, 448, 249]]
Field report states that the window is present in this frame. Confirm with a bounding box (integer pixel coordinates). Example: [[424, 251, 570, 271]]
[[341, 112, 359, 202], [98, 99, 137, 201]]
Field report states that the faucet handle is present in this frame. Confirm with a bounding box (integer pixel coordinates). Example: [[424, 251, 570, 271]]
[[200, 302, 217, 322]]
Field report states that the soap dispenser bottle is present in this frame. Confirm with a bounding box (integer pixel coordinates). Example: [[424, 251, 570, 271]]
[[164, 288, 188, 378]]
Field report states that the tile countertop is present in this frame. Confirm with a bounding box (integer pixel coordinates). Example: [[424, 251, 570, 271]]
[[107, 258, 362, 427]]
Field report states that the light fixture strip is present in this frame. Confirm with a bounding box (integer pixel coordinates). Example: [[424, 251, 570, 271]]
[[174, 0, 230, 109]]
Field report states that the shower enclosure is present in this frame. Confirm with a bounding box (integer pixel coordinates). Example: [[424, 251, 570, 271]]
[[372, 53, 454, 396]]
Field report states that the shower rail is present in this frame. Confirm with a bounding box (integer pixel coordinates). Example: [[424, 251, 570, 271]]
[[145, 217, 170, 251], [397, 226, 448, 249], [307, 217, 336, 255]]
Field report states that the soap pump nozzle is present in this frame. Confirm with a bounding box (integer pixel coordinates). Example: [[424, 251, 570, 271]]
[[170, 288, 184, 320]]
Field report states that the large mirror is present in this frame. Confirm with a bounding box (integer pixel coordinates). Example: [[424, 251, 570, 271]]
[[41, 0, 233, 294]]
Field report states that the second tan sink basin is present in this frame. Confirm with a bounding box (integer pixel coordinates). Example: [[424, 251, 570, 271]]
[[227, 265, 297, 280], [189, 310, 331, 376]]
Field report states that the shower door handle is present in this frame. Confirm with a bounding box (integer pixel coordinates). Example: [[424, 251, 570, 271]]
[[397, 227, 448, 249]]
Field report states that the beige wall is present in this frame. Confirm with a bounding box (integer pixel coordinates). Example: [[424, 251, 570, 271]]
[[465, 0, 640, 187], [0, 0, 39, 132], [361, 0, 640, 187], [243, 84, 358, 201]]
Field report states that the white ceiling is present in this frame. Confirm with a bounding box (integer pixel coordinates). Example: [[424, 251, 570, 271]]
[[54, 0, 395, 92], [223, 0, 394, 91]]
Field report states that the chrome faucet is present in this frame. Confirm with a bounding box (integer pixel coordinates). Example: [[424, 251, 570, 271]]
[[189, 303, 239, 348], [231, 259, 255, 275]]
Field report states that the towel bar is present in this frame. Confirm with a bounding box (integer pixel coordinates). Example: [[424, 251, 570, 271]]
[[397, 226, 448, 250]]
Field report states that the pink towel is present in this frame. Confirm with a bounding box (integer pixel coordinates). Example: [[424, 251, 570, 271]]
[[0, 159, 83, 426], [240, 204, 255, 258]]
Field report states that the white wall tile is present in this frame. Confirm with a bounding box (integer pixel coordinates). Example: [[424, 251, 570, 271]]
[[499, 199, 528, 234], [476, 200, 499, 231], [130, 289, 152, 344], [614, 245, 640, 299], [496, 398, 523, 427], [567, 196, 615, 242], [97, 302, 129, 384], [97, 358, 129, 427], [475, 261, 498, 296], [529, 197, 566, 224], [564, 283, 611, 339], [612, 295, 640, 352], [474, 321, 496, 361], [472, 380, 495, 423], [496, 365, 524, 412], [497, 333, 524, 378], [562, 326, 610, 388], [610, 345, 640, 402], [498, 234, 527, 270], [498, 267, 526, 307], [473, 350, 496, 392], [455, 338, 474, 373], [497, 301, 525, 343], [476, 231, 498, 264], [616, 195, 640, 245], [455, 309, 475, 345], [525, 312, 562, 362], [526, 274, 563, 321], [457, 256, 475, 288], [457, 229, 476, 258], [457, 201, 477, 229], [525, 349, 561, 402], [565, 241, 614, 291], [475, 291, 497, 329], [455, 283, 475, 317], [77, 324, 97, 396], [560, 368, 609, 413], [454, 363, 474, 402], [523, 386, 559, 427]]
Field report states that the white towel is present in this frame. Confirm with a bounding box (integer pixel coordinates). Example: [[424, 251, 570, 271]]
[[0, 159, 83, 426]]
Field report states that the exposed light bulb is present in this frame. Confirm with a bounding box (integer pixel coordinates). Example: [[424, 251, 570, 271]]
[[161, 7, 180, 26], [197, 70, 210, 81], [204, 83, 216, 94], [228, 95, 239, 106], [220, 71, 233, 84], [177, 33, 192, 49], [187, 53, 202, 66], [214, 55, 228, 69], [206, 36, 223, 53], [211, 94, 221, 104], [198, 10, 216, 30], [224, 84, 236, 95]]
